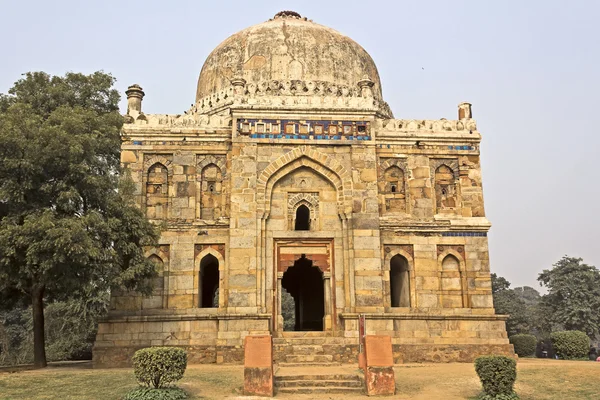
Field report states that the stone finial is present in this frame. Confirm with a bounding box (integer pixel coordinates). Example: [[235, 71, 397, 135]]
[[126, 84, 145, 117], [458, 102, 472, 120], [231, 76, 247, 96], [358, 75, 374, 97], [274, 10, 302, 19]]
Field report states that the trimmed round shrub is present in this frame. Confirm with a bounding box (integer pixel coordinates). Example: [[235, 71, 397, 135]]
[[550, 331, 590, 360], [132, 347, 187, 388], [123, 387, 187, 400], [509, 334, 537, 357], [474, 355, 518, 399]]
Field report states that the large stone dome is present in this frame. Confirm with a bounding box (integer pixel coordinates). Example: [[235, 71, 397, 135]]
[[196, 11, 384, 102]]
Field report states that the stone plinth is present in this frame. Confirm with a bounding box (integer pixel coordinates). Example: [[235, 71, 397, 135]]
[[244, 335, 273, 397], [364, 335, 395, 396]]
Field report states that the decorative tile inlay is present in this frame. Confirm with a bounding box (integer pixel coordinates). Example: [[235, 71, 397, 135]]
[[238, 118, 370, 140]]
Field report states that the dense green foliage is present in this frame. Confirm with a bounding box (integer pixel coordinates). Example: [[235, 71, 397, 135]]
[[550, 330, 590, 360], [509, 334, 537, 357], [281, 288, 295, 331], [491, 274, 541, 336], [474, 356, 518, 399], [123, 387, 187, 400], [0, 293, 108, 365], [132, 347, 188, 389], [0, 71, 159, 367], [538, 257, 600, 338]]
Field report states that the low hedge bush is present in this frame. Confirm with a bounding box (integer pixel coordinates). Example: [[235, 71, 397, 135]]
[[509, 334, 537, 357], [550, 331, 589, 360], [474, 355, 518, 399], [132, 347, 187, 389], [123, 387, 187, 400]]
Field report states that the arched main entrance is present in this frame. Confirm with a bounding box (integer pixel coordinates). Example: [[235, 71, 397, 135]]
[[281, 255, 324, 331]]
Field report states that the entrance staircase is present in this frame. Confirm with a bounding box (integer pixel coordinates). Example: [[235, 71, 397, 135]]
[[273, 332, 364, 395]]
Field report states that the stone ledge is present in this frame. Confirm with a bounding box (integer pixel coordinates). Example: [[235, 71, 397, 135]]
[[100, 313, 272, 323], [339, 312, 509, 321]]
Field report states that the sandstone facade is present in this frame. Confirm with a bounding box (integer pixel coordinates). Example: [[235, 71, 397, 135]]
[[93, 11, 513, 367]]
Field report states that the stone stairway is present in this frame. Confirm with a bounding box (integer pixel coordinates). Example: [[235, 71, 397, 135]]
[[274, 365, 364, 395], [273, 333, 364, 394]]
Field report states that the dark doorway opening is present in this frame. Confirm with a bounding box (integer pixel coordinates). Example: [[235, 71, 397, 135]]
[[390, 254, 410, 307], [281, 255, 324, 331], [199, 254, 219, 308], [295, 205, 310, 231]]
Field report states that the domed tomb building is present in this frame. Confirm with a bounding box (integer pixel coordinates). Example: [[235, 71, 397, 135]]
[[94, 11, 513, 366]]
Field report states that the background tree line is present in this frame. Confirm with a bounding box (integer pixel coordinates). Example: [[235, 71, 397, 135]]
[[492, 256, 600, 349]]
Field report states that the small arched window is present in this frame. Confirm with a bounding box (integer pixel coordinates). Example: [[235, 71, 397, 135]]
[[295, 205, 310, 231], [199, 254, 219, 308]]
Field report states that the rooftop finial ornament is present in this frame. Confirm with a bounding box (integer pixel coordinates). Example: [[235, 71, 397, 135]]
[[125, 84, 145, 118], [274, 10, 302, 19]]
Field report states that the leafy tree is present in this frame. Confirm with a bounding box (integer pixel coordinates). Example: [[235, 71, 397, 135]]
[[491, 273, 511, 294], [0, 72, 158, 368], [491, 273, 539, 336], [538, 256, 600, 338]]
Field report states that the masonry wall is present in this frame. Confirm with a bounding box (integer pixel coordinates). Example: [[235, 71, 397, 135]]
[[93, 114, 513, 367]]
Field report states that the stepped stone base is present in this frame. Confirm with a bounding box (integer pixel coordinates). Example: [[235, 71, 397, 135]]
[[93, 342, 514, 367], [275, 365, 364, 395], [393, 343, 515, 363]]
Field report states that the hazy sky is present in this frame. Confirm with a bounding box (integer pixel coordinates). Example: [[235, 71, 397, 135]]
[[1, 0, 598, 290]]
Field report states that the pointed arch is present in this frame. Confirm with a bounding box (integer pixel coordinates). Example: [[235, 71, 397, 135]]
[[431, 159, 460, 213], [256, 146, 352, 216], [197, 155, 227, 180], [384, 248, 416, 308], [143, 154, 173, 176], [194, 247, 225, 308], [438, 250, 467, 308]]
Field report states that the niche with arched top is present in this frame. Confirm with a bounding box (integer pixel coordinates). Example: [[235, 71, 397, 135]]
[[381, 165, 406, 213], [441, 254, 465, 308], [200, 164, 222, 220], [435, 165, 458, 212], [146, 163, 168, 219], [143, 254, 165, 309], [390, 254, 411, 307], [199, 254, 219, 308]]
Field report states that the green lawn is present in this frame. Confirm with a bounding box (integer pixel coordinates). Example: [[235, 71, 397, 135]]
[[0, 359, 598, 399]]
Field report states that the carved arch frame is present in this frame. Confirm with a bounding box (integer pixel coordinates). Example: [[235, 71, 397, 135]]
[[194, 247, 226, 310], [196, 154, 228, 220], [143, 245, 170, 309], [142, 154, 174, 219], [437, 248, 469, 308], [383, 247, 417, 310], [430, 158, 461, 215], [287, 192, 319, 231], [257, 146, 353, 217], [255, 146, 355, 312], [379, 158, 409, 214]]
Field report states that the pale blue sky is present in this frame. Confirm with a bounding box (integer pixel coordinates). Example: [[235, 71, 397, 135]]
[[1, 0, 598, 290]]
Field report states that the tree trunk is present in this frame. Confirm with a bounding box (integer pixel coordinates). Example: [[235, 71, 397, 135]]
[[32, 285, 47, 368]]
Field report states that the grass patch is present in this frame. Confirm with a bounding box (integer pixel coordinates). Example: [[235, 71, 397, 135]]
[[0, 359, 598, 399], [0, 365, 243, 400]]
